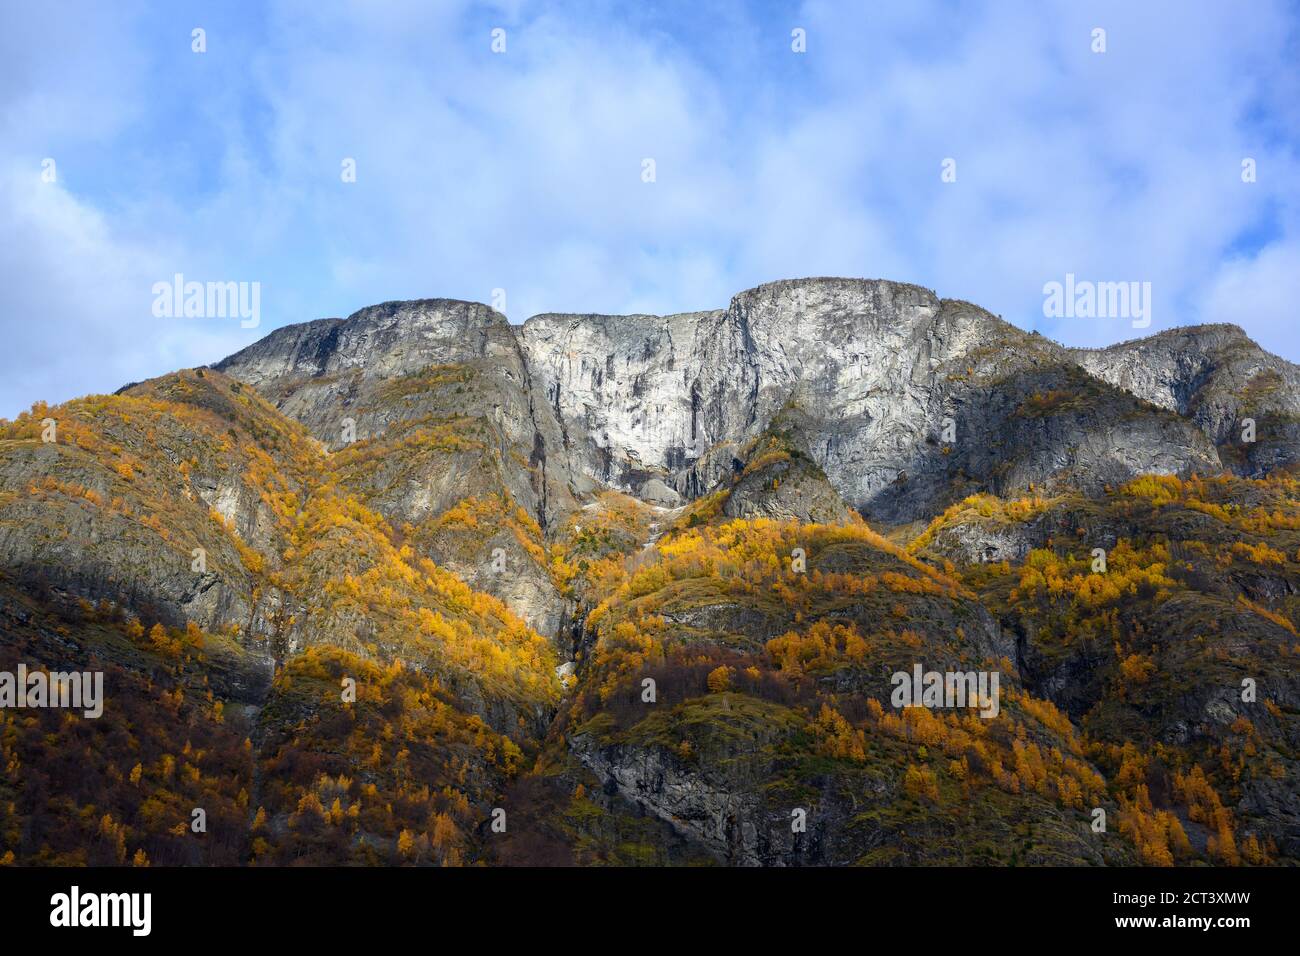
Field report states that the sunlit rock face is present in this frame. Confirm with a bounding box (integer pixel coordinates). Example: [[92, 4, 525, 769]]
[[214, 278, 1300, 530], [521, 278, 1224, 522]]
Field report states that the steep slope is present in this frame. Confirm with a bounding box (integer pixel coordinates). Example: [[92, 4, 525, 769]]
[[0, 370, 310, 637], [0, 370, 560, 865], [505, 438, 1135, 865], [0, 576, 266, 865], [912, 474, 1300, 861], [214, 299, 585, 635]]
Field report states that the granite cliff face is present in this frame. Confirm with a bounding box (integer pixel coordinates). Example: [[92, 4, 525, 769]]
[[218, 279, 1235, 528], [525, 280, 1230, 524]]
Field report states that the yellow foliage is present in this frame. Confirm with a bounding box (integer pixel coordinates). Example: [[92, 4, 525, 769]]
[[706, 665, 733, 693]]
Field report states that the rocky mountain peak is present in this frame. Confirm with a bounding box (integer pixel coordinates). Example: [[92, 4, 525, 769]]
[[728, 275, 940, 315], [345, 297, 510, 335], [214, 297, 513, 393], [1071, 320, 1300, 467], [207, 278, 1300, 522]]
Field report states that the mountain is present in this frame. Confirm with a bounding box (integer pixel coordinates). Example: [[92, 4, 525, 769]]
[[1, 277, 1296, 866], [1072, 323, 1300, 476]]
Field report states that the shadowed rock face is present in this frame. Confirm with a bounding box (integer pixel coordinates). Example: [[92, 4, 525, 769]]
[[1072, 324, 1300, 476], [215, 299, 587, 635], [215, 300, 508, 395]]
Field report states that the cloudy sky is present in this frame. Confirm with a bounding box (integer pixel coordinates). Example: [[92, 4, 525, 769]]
[[2, 0, 1298, 418]]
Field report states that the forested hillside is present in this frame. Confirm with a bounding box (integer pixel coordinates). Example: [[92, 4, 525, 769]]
[[1, 279, 1296, 866]]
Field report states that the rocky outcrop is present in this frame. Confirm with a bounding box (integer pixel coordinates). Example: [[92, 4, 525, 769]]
[[570, 728, 804, 866], [1072, 324, 1300, 475], [214, 298, 584, 517]]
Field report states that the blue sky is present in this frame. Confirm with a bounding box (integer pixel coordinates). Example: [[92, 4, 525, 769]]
[[2, 0, 1298, 418]]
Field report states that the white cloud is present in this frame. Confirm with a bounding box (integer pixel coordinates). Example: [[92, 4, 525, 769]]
[[1201, 240, 1300, 359], [0, 161, 254, 416], [1, 0, 1297, 418]]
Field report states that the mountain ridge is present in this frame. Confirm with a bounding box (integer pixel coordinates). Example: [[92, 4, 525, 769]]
[[214, 276, 1277, 524]]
